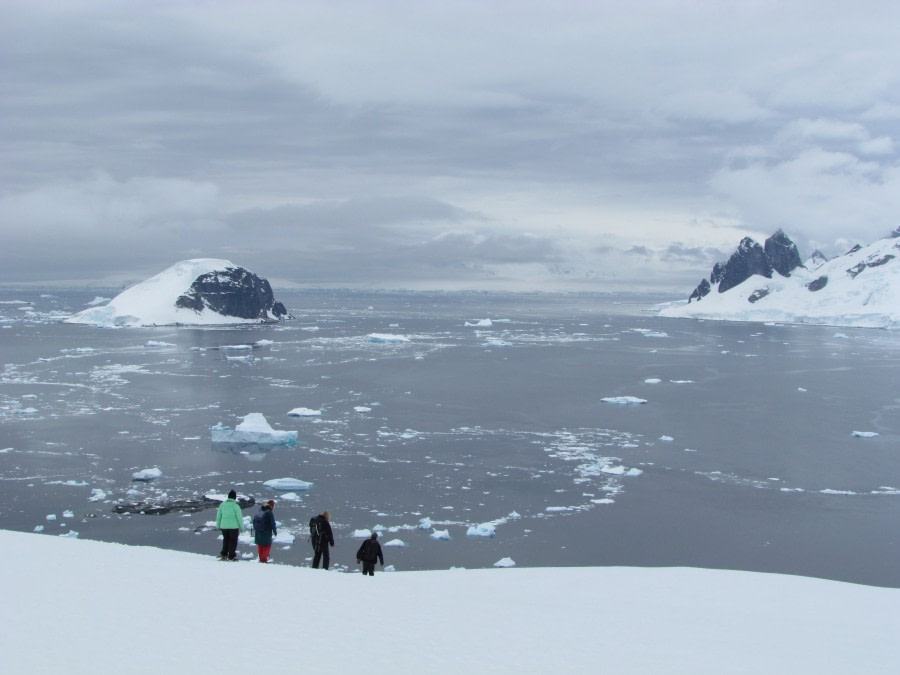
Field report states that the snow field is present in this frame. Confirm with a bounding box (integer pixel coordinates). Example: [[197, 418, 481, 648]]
[[3, 530, 899, 674]]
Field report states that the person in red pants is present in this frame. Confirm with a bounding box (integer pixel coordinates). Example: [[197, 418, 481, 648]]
[[253, 500, 277, 563]]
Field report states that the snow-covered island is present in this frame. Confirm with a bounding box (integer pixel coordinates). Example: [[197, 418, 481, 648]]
[[2, 529, 898, 673], [65, 259, 292, 327], [659, 229, 900, 329]]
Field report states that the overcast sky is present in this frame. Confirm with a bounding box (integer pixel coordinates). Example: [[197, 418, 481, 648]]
[[2, 0, 900, 291]]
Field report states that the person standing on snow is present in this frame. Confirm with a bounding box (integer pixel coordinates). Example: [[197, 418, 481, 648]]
[[310, 511, 334, 569], [253, 499, 278, 563], [356, 531, 384, 576], [216, 489, 244, 561]]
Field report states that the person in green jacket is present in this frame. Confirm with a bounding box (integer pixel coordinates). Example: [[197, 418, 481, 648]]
[[216, 489, 244, 561]]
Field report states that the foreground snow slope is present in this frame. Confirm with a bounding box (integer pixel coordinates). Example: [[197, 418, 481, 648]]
[[3, 530, 898, 674], [659, 236, 900, 328]]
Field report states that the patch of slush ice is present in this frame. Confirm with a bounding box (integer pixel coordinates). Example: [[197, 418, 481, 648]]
[[367, 333, 410, 343], [820, 489, 857, 495], [132, 467, 162, 481], [430, 529, 451, 541], [287, 407, 322, 417], [263, 477, 313, 491], [851, 431, 879, 438], [383, 539, 407, 548], [601, 396, 647, 405], [493, 557, 516, 568], [47, 480, 89, 487]]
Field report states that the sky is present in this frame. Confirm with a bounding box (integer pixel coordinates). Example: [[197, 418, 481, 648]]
[[2, 0, 900, 291]]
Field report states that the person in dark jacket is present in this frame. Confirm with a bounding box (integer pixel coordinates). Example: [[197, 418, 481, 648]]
[[310, 511, 334, 570], [254, 499, 277, 563], [356, 531, 384, 576]]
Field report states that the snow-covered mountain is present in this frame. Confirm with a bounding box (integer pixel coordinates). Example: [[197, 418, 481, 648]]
[[659, 230, 900, 329], [65, 259, 291, 327]]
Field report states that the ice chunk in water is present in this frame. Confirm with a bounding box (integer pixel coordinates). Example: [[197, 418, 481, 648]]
[[211, 413, 297, 446]]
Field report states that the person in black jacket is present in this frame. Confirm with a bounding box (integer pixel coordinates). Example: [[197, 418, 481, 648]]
[[356, 531, 384, 576], [310, 511, 334, 570]]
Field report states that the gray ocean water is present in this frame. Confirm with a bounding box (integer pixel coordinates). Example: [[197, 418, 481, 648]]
[[2, 289, 899, 585]]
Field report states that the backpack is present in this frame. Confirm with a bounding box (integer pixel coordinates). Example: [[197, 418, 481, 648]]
[[309, 516, 322, 550], [252, 511, 267, 534]]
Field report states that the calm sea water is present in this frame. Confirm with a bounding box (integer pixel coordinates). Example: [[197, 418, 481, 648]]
[[2, 289, 899, 585]]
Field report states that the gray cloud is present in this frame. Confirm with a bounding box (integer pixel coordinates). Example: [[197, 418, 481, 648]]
[[2, 1, 900, 289]]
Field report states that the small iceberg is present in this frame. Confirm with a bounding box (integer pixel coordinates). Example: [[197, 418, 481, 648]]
[[263, 477, 313, 491], [430, 528, 451, 541], [418, 517, 433, 530], [493, 557, 516, 568], [383, 539, 407, 548], [465, 319, 493, 327], [466, 523, 496, 538], [352, 529, 373, 538], [601, 396, 647, 405], [211, 413, 297, 446], [132, 467, 162, 482], [287, 407, 322, 417], [851, 431, 879, 439]]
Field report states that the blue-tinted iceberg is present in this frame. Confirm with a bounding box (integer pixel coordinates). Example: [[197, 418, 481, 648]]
[[211, 413, 297, 446]]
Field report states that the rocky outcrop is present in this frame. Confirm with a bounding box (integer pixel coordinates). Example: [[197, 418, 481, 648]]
[[764, 229, 802, 277], [687, 231, 802, 301], [113, 494, 255, 515], [175, 266, 291, 321], [807, 275, 828, 292]]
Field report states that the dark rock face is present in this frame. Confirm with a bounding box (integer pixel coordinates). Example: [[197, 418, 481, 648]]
[[807, 276, 828, 292], [684, 230, 805, 302], [748, 288, 770, 303], [718, 237, 774, 293], [175, 266, 292, 321], [689, 278, 711, 302], [114, 494, 255, 515], [764, 229, 802, 277]]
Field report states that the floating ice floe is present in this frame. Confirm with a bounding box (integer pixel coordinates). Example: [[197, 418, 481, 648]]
[[211, 413, 298, 446], [352, 529, 373, 538], [58, 531, 79, 539], [145, 340, 175, 348], [545, 506, 572, 512], [601, 396, 647, 405], [851, 431, 879, 438], [354, 406, 372, 413], [383, 539, 407, 548], [33, 525, 44, 532], [493, 557, 516, 568], [644, 378, 662, 384], [383, 564, 396, 572], [466, 523, 496, 538], [273, 531, 295, 545], [430, 529, 451, 541], [46, 514, 57, 521], [277, 492, 303, 501], [367, 333, 410, 343], [482, 339, 512, 348], [465, 319, 493, 327], [418, 517, 433, 530], [47, 480, 89, 487], [132, 467, 162, 482], [287, 407, 322, 417], [263, 477, 313, 491], [62, 510, 74, 518], [659, 435, 674, 442]]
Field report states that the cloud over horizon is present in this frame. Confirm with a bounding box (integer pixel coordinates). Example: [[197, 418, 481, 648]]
[[2, 1, 899, 290]]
